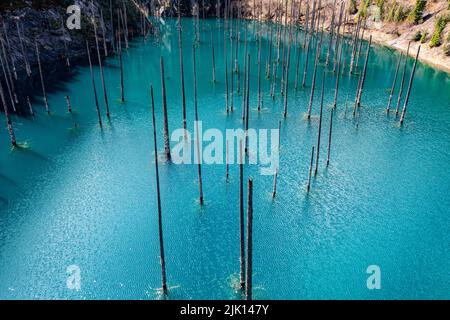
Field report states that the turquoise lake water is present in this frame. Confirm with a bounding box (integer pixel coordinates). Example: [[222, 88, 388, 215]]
[[0, 18, 449, 299]]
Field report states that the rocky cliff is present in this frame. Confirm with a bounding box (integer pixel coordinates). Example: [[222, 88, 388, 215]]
[[0, 0, 146, 113]]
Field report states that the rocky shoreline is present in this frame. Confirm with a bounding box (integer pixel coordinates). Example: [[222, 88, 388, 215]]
[[237, 0, 450, 73]]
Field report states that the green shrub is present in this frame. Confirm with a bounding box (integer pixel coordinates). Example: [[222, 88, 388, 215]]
[[358, 0, 370, 19], [408, 0, 427, 25], [420, 31, 428, 43], [348, 0, 358, 15], [387, 1, 398, 22], [429, 16, 448, 48], [394, 4, 409, 22], [413, 30, 422, 41], [376, 0, 386, 19], [386, 2, 410, 22], [443, 43, 450, 56]]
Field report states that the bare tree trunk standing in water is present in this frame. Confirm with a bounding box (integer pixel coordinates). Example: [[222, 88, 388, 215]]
[[16, 19, 30, 77], [307, 146, 314, 192], [245, 178, 253, 300], [118, 9, 125, 102], [160, 57, 171, 161], [386, 54, 402, 114], [354, 36, 372, 113], [193, 45, 204, 205], [211, 30, 216, 83], [239, 139, 245, 289], [306, 23, 322, 119], [178, 1, 187, 131], [315, 71, 325, 175], [150, 85, 168, 295], [327, 108, 334, 166], [109, 0, 115, 52], [0, 47, 16, 111], [100, 9, 108, 57], [395, 42, 411, 116], [257, 32, 262, 111], [325, 0, 337, 67], [35, 41, 49, 114], [400, 46, 421, 125], [122, 0, 129, 49], [92, 4, 110, 118], [332, 32, 344, 109], [0, 81, 16, 146], [86, 41, 103, 126], [3, 21, 18, 80]]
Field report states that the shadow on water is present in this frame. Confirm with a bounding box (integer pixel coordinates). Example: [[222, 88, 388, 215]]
[[0, 174, 17, 187], [14, 51, 135, 117], [103, 63, 120, 70], [12, 145, 50, 163], [0, 195, 8, 206], [16, 67, 84, 116], [67, 124, 81, 137]]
